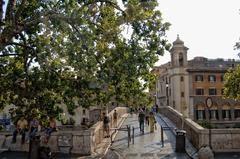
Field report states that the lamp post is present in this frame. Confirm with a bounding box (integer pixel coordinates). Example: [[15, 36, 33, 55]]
[[154, 93, 157, 106], [205, 97, 213, 148], [166, 83, 169, 106]]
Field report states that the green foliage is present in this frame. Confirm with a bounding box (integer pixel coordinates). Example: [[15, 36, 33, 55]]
[[197, 120, 213, 129], [224, 65, 240, 99], [0, 0, 170, 123]]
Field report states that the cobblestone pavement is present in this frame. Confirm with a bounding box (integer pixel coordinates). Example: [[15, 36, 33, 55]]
[[109, 113, 192, 159]]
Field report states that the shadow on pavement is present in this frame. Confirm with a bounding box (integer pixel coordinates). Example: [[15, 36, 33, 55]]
[[0, 151, 84, 159]]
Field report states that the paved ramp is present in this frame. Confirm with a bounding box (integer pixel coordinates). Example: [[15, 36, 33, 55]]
[[109, 114, 190, 159]]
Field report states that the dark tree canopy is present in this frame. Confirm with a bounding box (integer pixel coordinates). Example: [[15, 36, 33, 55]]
[[0, 0, 170, 122]]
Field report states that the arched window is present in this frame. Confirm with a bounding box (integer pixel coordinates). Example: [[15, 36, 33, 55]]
[[210, 104, 218, 120], [222, 103, 231, 120], [179, 52, 184, 66], [196, 103, 205, 120], [234, 105, 240, 119]]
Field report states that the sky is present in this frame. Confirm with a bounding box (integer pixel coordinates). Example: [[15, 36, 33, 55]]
[[155, 0, 240, 65]]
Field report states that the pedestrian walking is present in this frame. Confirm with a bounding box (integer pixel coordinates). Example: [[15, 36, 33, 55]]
[[113, 110, 118, 128], [12, 116, 28, 144], [138, 110, 145, 134], [145, 110, 149, 126], [156, 104, 159, 113], [149, 112, 156, 133], [130, 107, 134, 115], [103, 112, 110, 138]]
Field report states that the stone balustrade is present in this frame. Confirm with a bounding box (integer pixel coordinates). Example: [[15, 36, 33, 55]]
[[0, 107, 128, 155], [160, 106, 240, 152]]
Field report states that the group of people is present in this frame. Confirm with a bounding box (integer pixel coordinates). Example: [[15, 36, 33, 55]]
[[138, 107, 157, 134], [12, 116, 56, 144], [12, 106, 156, 144], [102, 109, 118, 138]]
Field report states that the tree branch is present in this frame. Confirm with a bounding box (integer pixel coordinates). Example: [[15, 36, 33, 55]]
[[8, 42, 35, 50], [15, 0, 27, 22], [0, 53, 19, 57], [5, 0, 16, 22], [0, 0, 3, 23], [82, 0, 125, 14]]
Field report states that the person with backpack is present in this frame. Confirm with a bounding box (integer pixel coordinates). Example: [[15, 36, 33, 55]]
[[103, 112, 110, 138]]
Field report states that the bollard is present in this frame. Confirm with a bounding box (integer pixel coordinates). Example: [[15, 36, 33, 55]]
[[28, 135, 40, 159], [127, 125, 130, 147], [128, 125, 131, 142], [132, 126, 134, 144], [175, 130, 186, 153], [161, 126, 164, 147]]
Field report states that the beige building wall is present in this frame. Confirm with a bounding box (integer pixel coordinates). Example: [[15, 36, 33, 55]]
[[169, 67, 190, 117]]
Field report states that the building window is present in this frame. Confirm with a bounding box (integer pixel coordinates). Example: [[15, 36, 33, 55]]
[[210, 109, 218, 119], [179, 53, 184, 66], [221, 74, 224, 82], [181, 92, 184, 97], [196, 110, 205, 120], [222, 110, 231, 119], [209, 88, 217, 95], [195, 75, 203, 82], [208, 75, 216, 82], [196, 88, 204, 95], [234, 109, 240, 118], [181, 76, 184, 82]]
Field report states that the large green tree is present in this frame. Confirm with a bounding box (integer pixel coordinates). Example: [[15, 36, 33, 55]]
[[0, 0, 170, 123], [224, 65, 240, 100], [224, 24, 240, 100]]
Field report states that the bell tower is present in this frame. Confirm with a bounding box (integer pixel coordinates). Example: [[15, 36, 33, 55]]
[[168, 35, 190, 117], [170, 35, 188, 67]]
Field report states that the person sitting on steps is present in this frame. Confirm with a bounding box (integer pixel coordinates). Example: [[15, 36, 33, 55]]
[[29, 117, 39, 140], [44, 117, 57, 143], [12, 116, 28, 144]]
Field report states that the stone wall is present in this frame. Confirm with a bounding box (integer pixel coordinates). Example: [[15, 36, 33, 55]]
[[90, 107, 128, 149], [0, 107, 128, 155], [160, 106, 240, 152]]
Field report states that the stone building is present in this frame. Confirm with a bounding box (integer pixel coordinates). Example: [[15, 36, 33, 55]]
[[154, 35, 240, 127]]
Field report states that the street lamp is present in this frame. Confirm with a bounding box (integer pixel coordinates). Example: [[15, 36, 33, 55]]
[[166, 83, 169, 106], [205, 97, 213, 148], [154, 93, 157, 106]]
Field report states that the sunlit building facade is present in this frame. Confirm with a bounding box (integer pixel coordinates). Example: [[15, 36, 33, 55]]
[[154, 36, 240, 127]]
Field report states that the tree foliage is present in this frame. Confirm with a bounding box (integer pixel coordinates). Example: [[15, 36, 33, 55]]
[[224, 65, 240, 100], [0, 0, 170, 122]]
